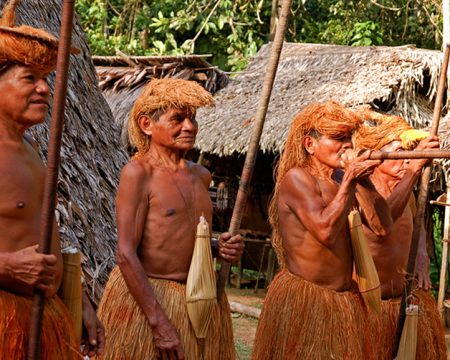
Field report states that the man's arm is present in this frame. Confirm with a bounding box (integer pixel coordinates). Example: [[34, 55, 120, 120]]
[[115, 162, 184, 359]]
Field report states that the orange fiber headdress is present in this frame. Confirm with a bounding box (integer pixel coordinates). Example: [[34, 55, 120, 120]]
[[0, 0, 61, 72], [128, 78, 214, 156], [354, 109, 429, 150]]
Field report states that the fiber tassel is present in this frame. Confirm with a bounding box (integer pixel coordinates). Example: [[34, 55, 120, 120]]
[[395, 304, 419, 360], [348, 209, 382, 314], [186, 216, 217, 338]]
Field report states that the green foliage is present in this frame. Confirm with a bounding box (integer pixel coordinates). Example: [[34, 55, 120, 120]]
[[76, 0, 443, 71], [430, 207, 444, 293]]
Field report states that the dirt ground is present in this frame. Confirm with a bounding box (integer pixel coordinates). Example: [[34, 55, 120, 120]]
[[227, 287, 450, 360]]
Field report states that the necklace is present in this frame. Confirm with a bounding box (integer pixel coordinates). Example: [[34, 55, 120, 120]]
[[148, 152, 198, 231]]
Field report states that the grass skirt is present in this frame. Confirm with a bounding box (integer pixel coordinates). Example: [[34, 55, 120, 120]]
[[97, 267, 235, 360], [368, 289, 446, 360], [0, 289, 80, 359], [252, 270, 368, 360]]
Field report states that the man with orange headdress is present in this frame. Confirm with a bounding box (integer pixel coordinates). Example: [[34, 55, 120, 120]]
[[354, 110, 446, 359], [252, 101, 393, 359], [97, 78, 244, 360], [0, 1, 104, 358]]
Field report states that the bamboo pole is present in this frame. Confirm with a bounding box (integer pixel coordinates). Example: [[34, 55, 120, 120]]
[[368, 149, 450, 160], [437, 186, 450, 321], [27, 2, 75, 359], [216, 0, 293, 297], [392, 44, 450, 357]]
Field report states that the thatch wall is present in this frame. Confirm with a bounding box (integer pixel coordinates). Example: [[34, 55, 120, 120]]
[[196, 42, 445, 156], [2, 1, 128, 302]]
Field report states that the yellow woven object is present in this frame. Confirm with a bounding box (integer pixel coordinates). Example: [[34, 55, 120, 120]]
[[186, 216, 217, 338], [57, 247, 82, 343], [348, 209, 381, 314], [399, 129, 430, 150], [395, 304, 419, 360]]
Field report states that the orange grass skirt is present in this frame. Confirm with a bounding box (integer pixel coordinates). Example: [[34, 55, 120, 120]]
[[252, 270, 368, 360], [368, 289, 446, 360], [97, 267, 235, 360], [0, 289, 80, 359]]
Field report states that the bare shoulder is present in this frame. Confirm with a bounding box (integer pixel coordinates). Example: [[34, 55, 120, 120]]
[[189, 161, 211, 188], [121, 159, 153, 179], [279, 167, 316, 195]]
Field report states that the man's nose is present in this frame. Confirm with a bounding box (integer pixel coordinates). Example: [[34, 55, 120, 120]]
[[36, 79, 50, 96], [182, 118, 197, 131]]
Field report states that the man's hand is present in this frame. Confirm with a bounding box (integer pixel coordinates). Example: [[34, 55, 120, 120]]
[[340, 150, 381, 182], [218, 233, 244, 262], [5, 245, 57, 292], [408, 135, 440, 172], [81, 292, 105, 357], [152, 311, 185, 360], [415, 251, 432, 290]]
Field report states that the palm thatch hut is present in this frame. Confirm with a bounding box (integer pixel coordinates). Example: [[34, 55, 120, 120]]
[[3, 0, 128, 302]]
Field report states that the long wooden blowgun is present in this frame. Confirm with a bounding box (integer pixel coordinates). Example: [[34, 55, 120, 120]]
[[368, 149, 450, 160]]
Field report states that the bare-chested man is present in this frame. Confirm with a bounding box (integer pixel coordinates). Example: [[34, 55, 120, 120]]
[[0, 2, 104, 358], [97, 78, 244, 360], [354, 111, 446, 360], [252, 101, 393, 360]]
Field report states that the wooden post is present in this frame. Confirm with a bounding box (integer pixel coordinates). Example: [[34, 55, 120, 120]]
[[27, 1, 75, 359], [437, 186, 450, 321], [216, 0, 293, 298]]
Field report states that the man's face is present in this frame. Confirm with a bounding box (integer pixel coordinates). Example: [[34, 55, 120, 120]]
[[308, 132, 353, 169], [0, 65, 50, 127], [377, 140, 408, 179], [150, 107, 198, 151]]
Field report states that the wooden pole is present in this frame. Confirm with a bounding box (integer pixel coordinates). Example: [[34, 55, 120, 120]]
[[437, 186, 450, 321], [27, 1, 75, 359], [392, 44, 450, 357], [216, 0, 293, 298], [368, 149, 450, 160]]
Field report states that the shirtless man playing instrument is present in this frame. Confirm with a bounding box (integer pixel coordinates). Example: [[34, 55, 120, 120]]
[[98, 78, 244, 360], [354, 111, 446, 360], [252, 101, 393, 360]]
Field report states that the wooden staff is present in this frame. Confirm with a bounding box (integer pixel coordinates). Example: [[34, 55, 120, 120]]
[[368, 149, 450, 160], [27, 1, 75, 359], [392, 43, 450, 357], [216, 0, 293, 297]]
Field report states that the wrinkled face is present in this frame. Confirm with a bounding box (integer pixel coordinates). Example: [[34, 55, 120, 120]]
[[377, 140, 408, 179], [149, 107, 198, 151], [306, 132, 353, 169], [0, 64, 50, 127]]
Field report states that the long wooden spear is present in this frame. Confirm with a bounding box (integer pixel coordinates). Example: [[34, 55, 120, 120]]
[[217, 0, 293, 297], [392, 43, 450, 357], [27, 1, 75, 359]]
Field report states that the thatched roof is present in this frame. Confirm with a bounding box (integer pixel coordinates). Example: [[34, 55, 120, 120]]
[[94, 54, 229, 148], [3, 0, 128, 302], [196, 42, 446, 157]]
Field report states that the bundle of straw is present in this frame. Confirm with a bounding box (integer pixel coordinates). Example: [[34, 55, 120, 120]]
[[57, 247, 82, 343], [348, 209, 381, 314], [395, 304, 419, 360], [186, 216, 217, 338]]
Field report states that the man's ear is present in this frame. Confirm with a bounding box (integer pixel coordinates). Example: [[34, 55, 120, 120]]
[[138, 115, 153, 136], [304, 135, 316, 155]]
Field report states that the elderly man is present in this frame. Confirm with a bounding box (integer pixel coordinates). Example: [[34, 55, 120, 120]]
[[0, 1, 104, 358], [252, 101, 393, 359], [97, 78, 244, 360], [354, 110, 446, 360]]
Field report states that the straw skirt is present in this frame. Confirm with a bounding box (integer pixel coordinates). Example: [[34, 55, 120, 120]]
[[252, 270, 368, 360], [0, 289, 80, 359], [368, 289, 446, 360], [97, 267, 235, 360]]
